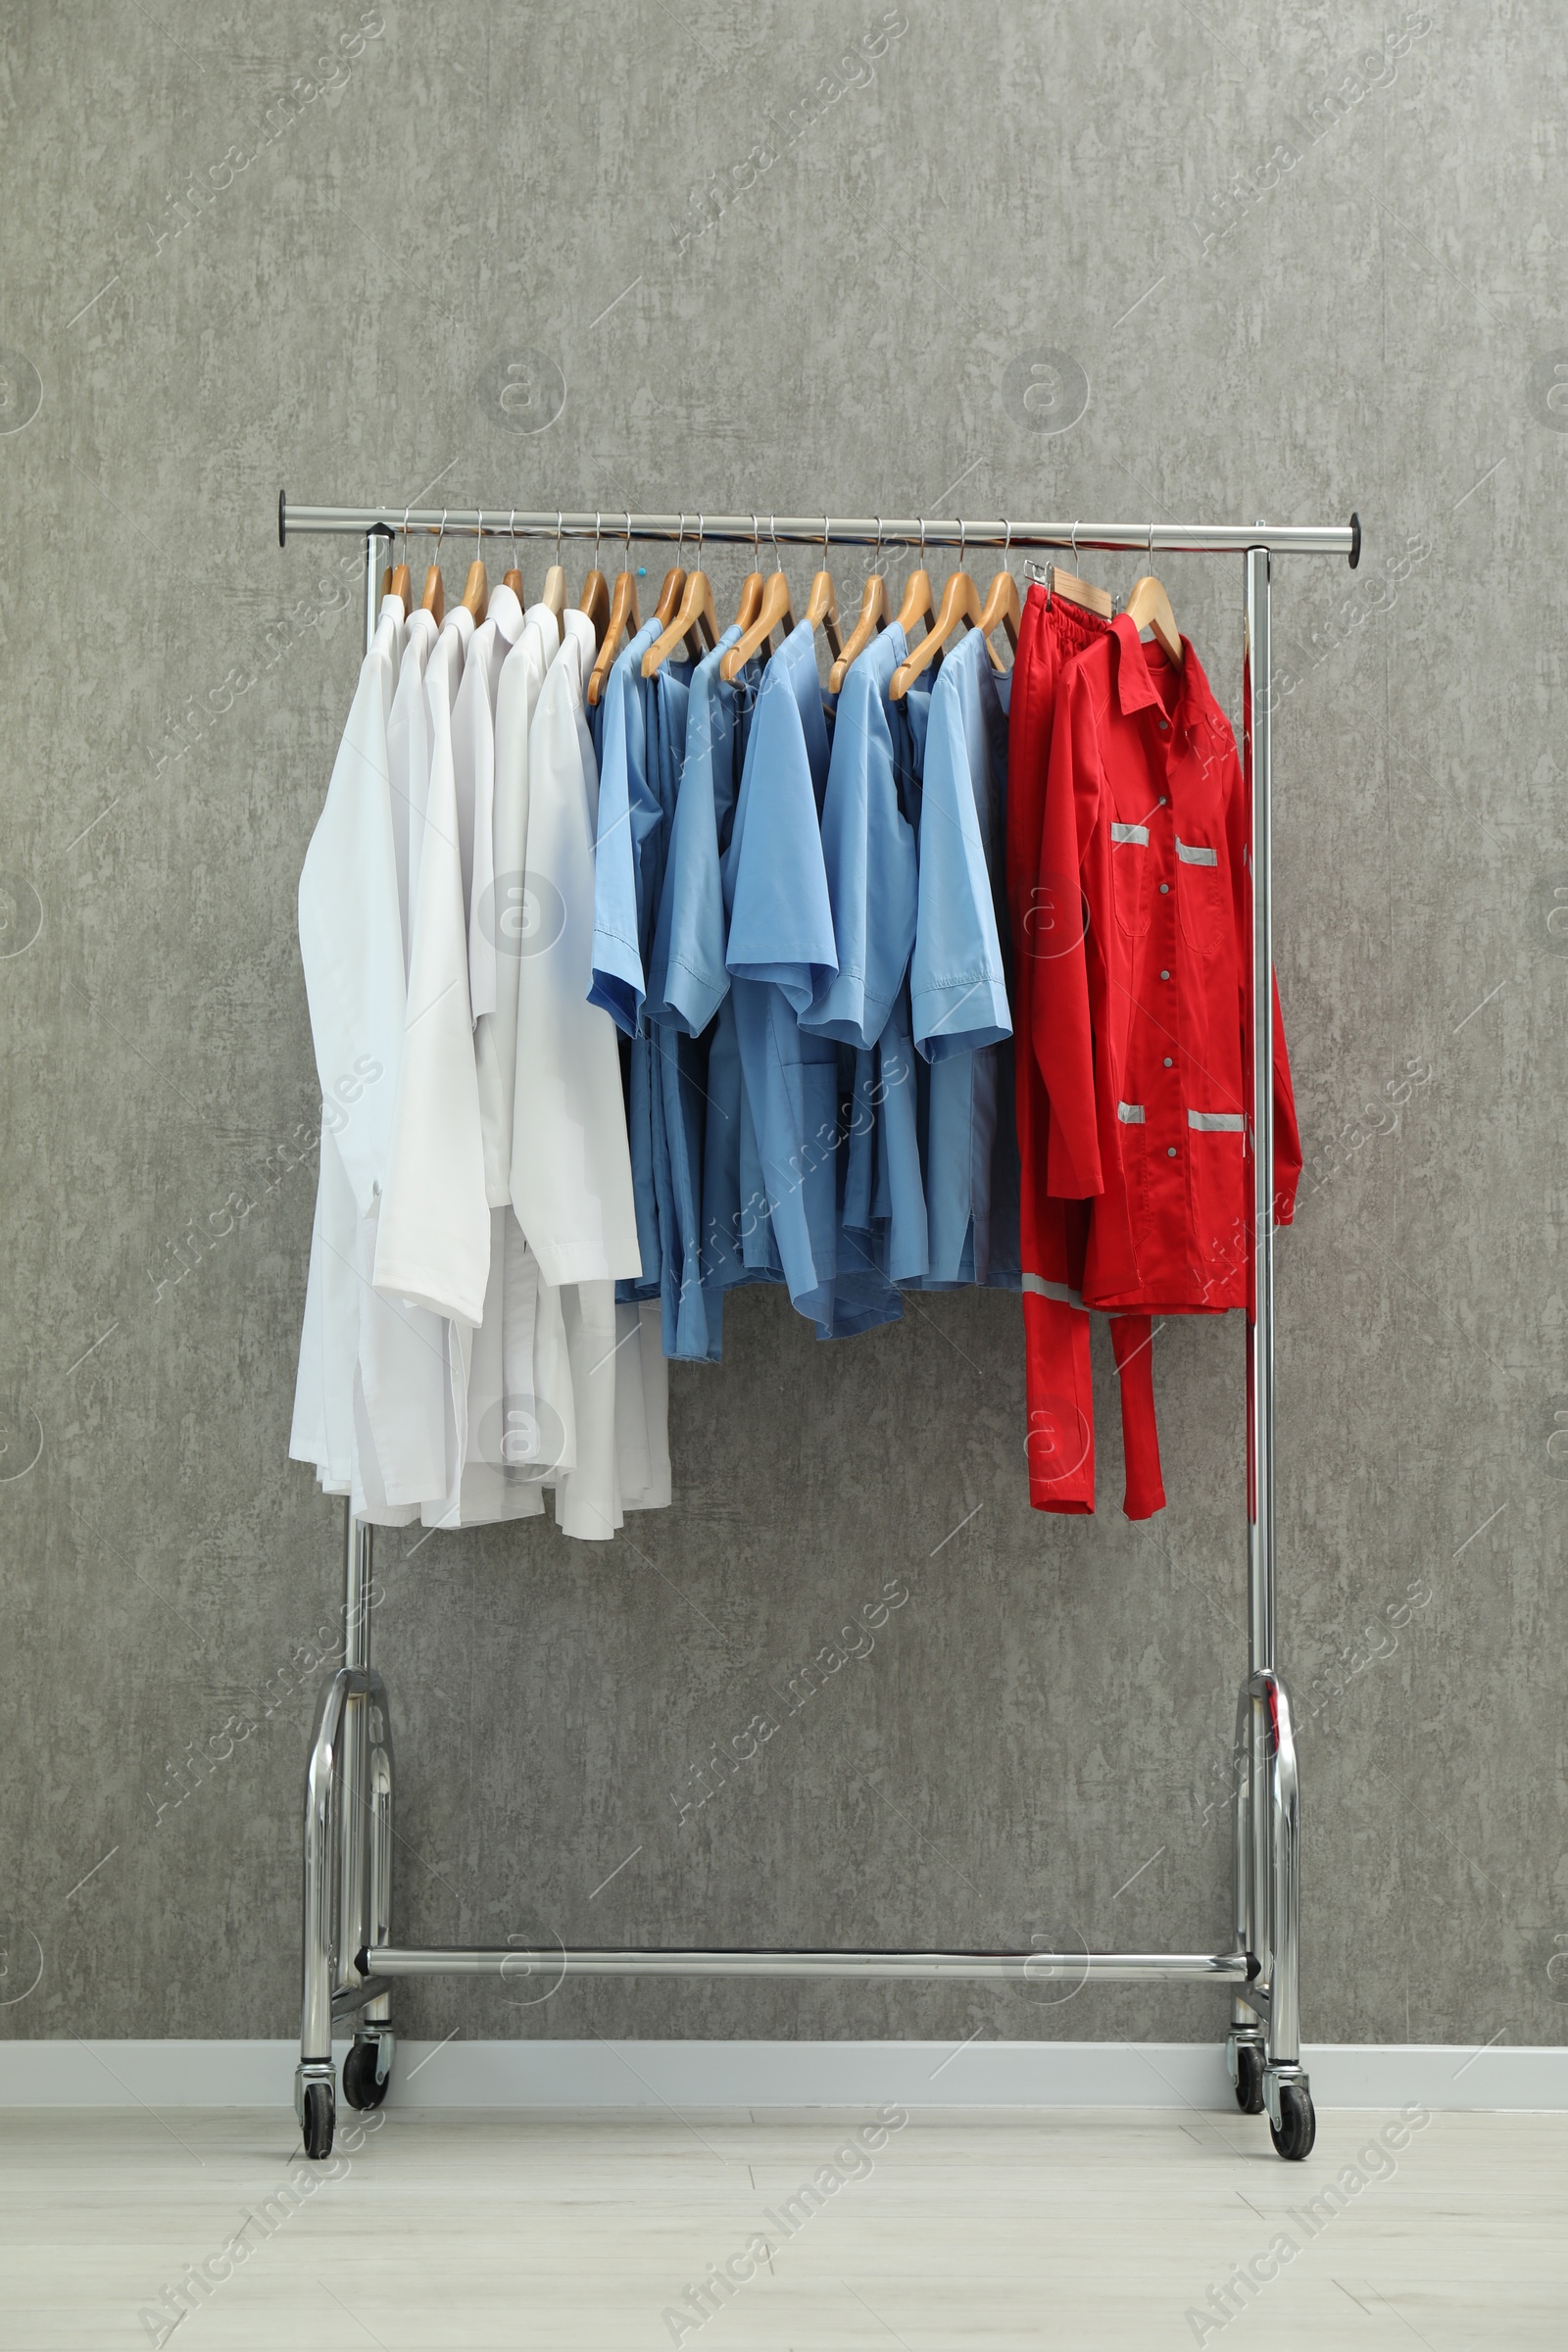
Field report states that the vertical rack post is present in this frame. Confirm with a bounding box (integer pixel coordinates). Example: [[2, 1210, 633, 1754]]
[[1245, 542, 1276, 1685], [335, 529, 390, 1997], [1235, 543, 1310, 2147]]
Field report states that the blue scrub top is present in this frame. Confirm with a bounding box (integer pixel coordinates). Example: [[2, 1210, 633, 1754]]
[[646, 627, 777, 1357], [724, 621, 902, 1339], [911, 626, 1020, 1287]]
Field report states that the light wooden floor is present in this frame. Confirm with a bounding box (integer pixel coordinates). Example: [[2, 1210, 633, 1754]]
[[0, 2104, 1562, 2349]]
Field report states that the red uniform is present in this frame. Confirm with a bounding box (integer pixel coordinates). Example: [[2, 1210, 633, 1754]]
[[1007, 586, 1164, 1518], [1034, 614, 1300, 1309], [1009, 603, 1302, 1518]]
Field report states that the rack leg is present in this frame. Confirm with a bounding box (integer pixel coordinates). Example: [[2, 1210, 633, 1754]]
[[295, 1666, 351, 2159], [343, 1689, 397, 2112], [1227, 1683, 1266, 2114]]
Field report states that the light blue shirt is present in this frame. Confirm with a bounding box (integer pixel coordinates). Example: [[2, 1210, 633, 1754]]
[[810, 630, 928, 1288], [911, 628, 1020, 1286], [646, 628, 778, 1354], [724, 622, 902, 1337], [590, 615, 664, 1036]]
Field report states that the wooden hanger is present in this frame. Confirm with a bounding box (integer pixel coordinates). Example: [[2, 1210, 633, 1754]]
[[720, 565, 794, 684], [536, 511, 569, 641], [654, 562, 687, 626], [974, 527, 1018, 669], [829, 525, 890, 690], [891, 552, 982, 701], [1048, 562, 1114, 619], [734, 568, 764, 633], [1124, 572, 1183, 667], [577, 566, 610, 648], [802, 520, 841, 662], [573, 512, 609, 646], [643, 522, 718, 677], [587, 561, 641, 707], [460, 511, 488, 621], [895, 525, 937, 639], [420, 514, 447, 622]]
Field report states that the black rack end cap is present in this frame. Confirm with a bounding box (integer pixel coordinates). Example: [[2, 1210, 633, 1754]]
[[354, 1943, 370, 1978], [1348, 509, 1361, 570], [278, 488, 287, 549]]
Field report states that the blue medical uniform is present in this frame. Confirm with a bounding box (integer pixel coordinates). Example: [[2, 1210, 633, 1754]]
[[805, 628, 930, 1290], [590, 617, 666, 1302], [910, 625, 1020, 1286], [725, 622, 901, 1338], [647, 627, 778, 1357]]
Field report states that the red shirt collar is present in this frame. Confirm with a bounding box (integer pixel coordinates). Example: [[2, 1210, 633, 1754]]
[[1111, 612, 1201, 726]]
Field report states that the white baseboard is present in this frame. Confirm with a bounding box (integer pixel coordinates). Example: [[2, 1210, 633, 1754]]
[[1, 2038, 1564, 2112]]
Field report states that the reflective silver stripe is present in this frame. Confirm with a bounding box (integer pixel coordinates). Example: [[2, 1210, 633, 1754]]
[[1110, 822, 1149, 846], [1176, 836, 1217, 865], [1022, 1273, 1084, 1308], [1117, 1102, 1145, 1124], [1188, 1109, 1244, 1132]]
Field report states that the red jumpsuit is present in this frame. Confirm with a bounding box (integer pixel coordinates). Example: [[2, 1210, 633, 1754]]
[[1007, 585, 1165, 1518], [1012, 605, 1302, 1516]]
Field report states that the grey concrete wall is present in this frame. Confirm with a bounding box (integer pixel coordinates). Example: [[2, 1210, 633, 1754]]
[[1, 0, 1563, 2056]]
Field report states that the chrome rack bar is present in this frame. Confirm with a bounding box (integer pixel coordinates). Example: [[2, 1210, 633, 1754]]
[[363, 1945, 1255, 1984], [279, 492, 1360, 565]]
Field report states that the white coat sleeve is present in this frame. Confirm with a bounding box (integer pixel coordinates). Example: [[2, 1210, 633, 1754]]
[[510, 631, 642, 1288], [297, 632, 404, 1217], [372, 633, 492, 1325]]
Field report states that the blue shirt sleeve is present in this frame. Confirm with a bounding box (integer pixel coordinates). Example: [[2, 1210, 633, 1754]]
[[911, 630, 1011, 1060], [803, 625, 917, 1050], [724, 627, 837, 1016], [590, 617, 663, 1035], [649, 630, 740, 1037]]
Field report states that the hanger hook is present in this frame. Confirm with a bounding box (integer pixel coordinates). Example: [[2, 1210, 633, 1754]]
[[919, 515, 927, 561], [822, 512, 830, 561], [624, 508, 632, 556], [1002, 517, 1011, 563], [401, 504, 411, 566], [1070, 519, 1079, 565], [751, 512, 760, 561], [475, 507, 483, 560], [1148, 517, 1155, 559], [696, 511, 704, 564], [555, 509, 563, 564], [872, 515, 884, 577], [769, 512, 779, 564], [594, 509, 603, 570], [509, 505, 517, 569], [958, 514, 966, 564]]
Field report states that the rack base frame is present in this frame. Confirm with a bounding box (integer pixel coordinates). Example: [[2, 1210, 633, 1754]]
[[289, 501, 1357, 2169]]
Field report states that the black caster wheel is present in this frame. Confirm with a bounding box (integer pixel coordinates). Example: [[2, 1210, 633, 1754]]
[[1234, 2042, 1265, 2115], [342, 2037, 390, 2111], [301, 2077, 335, 2161], [1269, 2082, 1316, 2162]]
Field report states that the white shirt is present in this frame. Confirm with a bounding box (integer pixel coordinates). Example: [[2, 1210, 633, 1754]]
[[510, 611, 642, 1287], [372, 605, 491, 1326], [451, 582, 523, 1025], [477, 604, 557, 1205]]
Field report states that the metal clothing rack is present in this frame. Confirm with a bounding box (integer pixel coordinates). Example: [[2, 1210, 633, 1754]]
[[281, 491, 1360, 2165]]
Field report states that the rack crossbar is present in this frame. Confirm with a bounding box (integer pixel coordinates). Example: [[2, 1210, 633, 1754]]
[[361, 1945, 1253, 1984], [279, 494, 1359, 566]]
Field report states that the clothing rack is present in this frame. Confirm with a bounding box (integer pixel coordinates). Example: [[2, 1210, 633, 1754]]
[[282, 491, 1361, 2165]]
